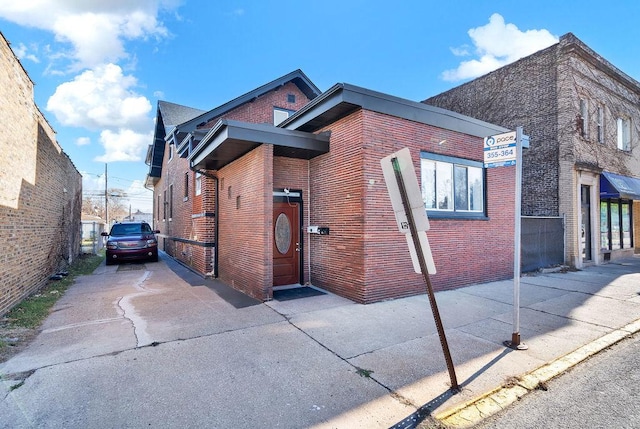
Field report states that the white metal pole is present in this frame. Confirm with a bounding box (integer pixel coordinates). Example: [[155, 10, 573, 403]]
[[507, 126, 528, 350]]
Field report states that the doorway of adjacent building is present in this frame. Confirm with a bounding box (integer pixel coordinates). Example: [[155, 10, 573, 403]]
[[581, 184, 592, 261], [273, 201, 301, 286]]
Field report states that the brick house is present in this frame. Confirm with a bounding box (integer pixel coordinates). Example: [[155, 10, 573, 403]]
[[425, 33, 640, 269], [0, 32, 82, 315], [146, 70, 515, 303]]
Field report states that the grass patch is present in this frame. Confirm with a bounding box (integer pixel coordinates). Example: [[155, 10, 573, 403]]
[[356, 367, 374, 378], [2, 253, 104, 329]]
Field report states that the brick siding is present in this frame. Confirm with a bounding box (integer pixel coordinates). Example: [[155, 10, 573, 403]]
[[308, 109, 516, 303], [0, 33, 82, 316], [154, 82, 313, 278]]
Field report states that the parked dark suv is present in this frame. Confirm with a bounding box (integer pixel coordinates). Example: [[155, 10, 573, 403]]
[[102, 221, 160, 265]]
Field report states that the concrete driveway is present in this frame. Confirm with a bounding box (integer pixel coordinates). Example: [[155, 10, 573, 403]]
[[2, 254, 640, 428]]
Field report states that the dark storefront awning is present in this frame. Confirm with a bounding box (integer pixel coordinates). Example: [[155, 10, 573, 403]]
[[600, 171, 640, 200]]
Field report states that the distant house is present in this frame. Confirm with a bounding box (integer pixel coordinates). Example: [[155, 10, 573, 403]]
[[123, 209, 153, 225], [0, 32, 82, 315], [425, 33, 640, 269], [81, 215, 106, 254], [146, 70, 514, 303]]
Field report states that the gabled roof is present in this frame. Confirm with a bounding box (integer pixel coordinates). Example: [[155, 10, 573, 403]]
[[145, 101, 207, 183], [145, 69, 321, 186], [177, 69, 320, 137], [159, 101, 207, 135]]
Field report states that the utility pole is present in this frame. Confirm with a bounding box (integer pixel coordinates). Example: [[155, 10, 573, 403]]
[[104, 163, 108, 225]]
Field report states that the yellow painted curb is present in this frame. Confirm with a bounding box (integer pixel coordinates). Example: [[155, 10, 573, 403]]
[[435, 319, 640, 428]]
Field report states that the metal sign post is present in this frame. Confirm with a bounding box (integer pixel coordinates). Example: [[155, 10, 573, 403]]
[[504, 126, 528, 350], [381, 148, 458, 390]]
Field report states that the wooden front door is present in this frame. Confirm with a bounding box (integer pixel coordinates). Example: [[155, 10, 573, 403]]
[[273, 202, 300, 286]]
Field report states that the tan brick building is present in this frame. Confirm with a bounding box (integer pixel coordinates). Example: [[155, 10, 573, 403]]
[[425, 33, 640, 268], [146, 70, 516, 303], [0, 32, 82, 315]]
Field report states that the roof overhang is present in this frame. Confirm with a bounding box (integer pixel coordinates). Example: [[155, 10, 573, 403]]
[[280, 83, 510, 137], [189, 119, 330, 171], [601, 171, 640, 200]]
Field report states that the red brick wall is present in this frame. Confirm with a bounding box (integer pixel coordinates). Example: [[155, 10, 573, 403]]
[[308, 109, 515, 303], [217, 144, 273, 300], [155, 82, 313, 277], [201, 82, 309, 127]]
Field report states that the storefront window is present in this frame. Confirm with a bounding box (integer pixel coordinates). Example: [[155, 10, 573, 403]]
[[622, 202, 632, 249], [600, 201, 609, 249], [611, 203, 620, 250]]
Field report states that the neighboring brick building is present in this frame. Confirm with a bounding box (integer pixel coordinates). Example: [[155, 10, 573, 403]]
[[147, 70, 514, 303], [425, 33, 640, 268], [0, 32, 82, 315]]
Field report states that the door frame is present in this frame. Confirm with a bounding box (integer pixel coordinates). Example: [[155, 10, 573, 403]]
[[273, 189, 304, 286], [576, 171, 599, 268]]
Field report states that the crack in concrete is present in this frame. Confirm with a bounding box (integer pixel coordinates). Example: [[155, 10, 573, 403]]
[[265, 305, 420, 411], [116, 271, 155, 348]]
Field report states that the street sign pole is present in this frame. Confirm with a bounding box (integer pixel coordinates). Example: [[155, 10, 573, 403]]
[[504, 126, 528, 350], [391, 156, 459, 390]]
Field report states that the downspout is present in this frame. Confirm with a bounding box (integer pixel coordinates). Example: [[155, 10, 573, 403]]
[[307, 161, 311, 285], [214, 174, 219, 278]]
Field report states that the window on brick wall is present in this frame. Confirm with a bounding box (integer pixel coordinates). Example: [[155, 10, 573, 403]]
[[421, 152, 485, 218], [184, 172, 189, 201], [168, 144, 174, 161], [273, 107, 294, 125], [195, 172, 202, 196], [163, 190, 167, 220], [157, 195, 160, 220], [597, 105, 604, 144], [169, 184, 173, 220], [579, 98, 588, 138], [617, 117, 631, 151]]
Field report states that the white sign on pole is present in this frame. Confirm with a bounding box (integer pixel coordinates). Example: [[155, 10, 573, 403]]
[[380, 148, 436, 274], [484, 131, 517, 168]]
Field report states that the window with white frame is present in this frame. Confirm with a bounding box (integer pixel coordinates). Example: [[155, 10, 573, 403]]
[[273, 107, 293, 125], [579, 99, 588, 138], [168, 144, 174, 161], [617, 117, 631, 151], [195, 172, 202, 196], [421, 153, 485, 217]]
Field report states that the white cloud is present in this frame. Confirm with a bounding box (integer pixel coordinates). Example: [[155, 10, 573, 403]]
[[46, 63, 153, 156], [11, 42, 39, 62], [442, 13, 558, 82], [0, 0, 171, 70], [0, 1, 179, 164], [94, 128, 153, 163], [125, 179, 153, 213], [76, 136, 91, 146]]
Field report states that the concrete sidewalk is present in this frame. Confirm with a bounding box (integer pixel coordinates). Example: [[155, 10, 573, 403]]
[[2, 254, 640, 428]]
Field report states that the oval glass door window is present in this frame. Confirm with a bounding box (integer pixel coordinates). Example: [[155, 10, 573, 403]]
[[275, 213, 291, 254]]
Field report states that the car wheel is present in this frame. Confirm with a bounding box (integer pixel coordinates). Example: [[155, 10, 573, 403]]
[[106, 258, 114, 266], [149, 255, 158, 263]]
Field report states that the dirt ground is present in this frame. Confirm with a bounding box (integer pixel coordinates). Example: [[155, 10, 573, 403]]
[[0, 324, 38, 364]]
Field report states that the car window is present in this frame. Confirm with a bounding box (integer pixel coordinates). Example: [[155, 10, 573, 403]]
[[110, 223, 150, 236]]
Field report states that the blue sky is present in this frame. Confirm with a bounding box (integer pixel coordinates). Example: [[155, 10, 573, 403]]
[[1, 1, 639, 213]]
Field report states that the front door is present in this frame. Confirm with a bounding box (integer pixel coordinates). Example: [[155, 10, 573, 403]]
[[581, 185, 592, 261], [273, 202, 300, 286]]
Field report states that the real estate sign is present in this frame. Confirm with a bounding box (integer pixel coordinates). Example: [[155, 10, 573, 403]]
[[484, 131, 517, 168]]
